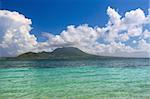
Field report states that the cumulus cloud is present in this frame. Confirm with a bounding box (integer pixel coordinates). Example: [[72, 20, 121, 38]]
[[0, 7, 150, 57], [0, 10, 37, 56]]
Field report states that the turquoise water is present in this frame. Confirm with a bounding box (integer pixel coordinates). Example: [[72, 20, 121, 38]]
[[0, 59, 150, 99]]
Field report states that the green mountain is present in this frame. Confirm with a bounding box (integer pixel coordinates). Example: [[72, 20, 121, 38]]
[[16, 47, 104, 60]]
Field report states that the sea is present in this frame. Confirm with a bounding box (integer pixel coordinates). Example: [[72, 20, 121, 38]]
[[0, 58, 150, 99]]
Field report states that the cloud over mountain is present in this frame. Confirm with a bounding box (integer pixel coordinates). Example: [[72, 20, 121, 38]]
[[0, 7, 150, 57]]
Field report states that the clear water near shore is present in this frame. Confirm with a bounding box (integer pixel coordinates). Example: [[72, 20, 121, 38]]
[[0, 59, 150, 99]]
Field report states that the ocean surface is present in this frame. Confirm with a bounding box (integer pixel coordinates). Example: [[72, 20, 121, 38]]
[[0, 59, 150, 99]]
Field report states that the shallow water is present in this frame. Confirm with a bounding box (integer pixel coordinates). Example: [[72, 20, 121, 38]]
[[0, 59, 150, 99]]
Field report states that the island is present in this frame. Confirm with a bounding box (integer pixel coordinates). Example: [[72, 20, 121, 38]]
[[16, 47, 106, 60]]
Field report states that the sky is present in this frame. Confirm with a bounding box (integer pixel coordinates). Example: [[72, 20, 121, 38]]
[[1, 0, 149, 37], [0, 0, 150, 57]]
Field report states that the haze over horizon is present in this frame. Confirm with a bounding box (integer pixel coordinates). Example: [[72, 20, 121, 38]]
[[0, 0, 150, 58]]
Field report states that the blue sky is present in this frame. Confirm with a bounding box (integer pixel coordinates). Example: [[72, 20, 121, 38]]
[[0, 0, 149, 40]]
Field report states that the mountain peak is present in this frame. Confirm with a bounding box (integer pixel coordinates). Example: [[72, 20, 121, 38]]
[[51, 47, 87, 56]]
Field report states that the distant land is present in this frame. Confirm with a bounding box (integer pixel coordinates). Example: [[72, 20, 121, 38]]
[[16, 47, 106, 60], [0, 47, 149, 60]]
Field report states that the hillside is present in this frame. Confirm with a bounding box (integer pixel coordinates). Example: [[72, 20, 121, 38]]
[[16, 47, 102, 60]]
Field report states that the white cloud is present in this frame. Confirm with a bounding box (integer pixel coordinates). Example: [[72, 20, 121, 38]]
[[118, 33, 129, 42], [0, 10, 37, 57], [133, 40, 137, 44], [143, 29, 150, 39], [138, 39, 150, 51], [0, 7, 150, 57], [123, 8, 146, 25]]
